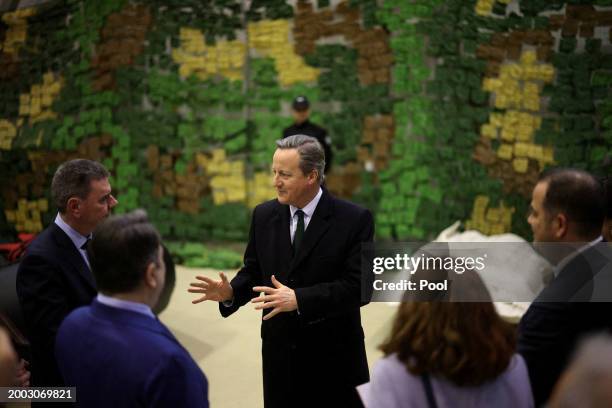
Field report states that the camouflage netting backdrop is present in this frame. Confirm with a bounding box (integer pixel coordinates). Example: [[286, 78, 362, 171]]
[[2, 0, 612, 251]]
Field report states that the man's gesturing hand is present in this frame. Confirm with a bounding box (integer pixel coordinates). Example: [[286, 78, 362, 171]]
[[188, 272, 234, 303], [252, 275, 297, 320]]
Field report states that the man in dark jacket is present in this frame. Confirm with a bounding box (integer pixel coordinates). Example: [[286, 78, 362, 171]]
[[190, 135, 373, 408], [518, 168, 612, 406], [283, 96, 333, 173], [16, 159, 117, 387]]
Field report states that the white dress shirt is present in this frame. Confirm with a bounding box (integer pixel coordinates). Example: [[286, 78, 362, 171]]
[[289, 187, 323, 243]]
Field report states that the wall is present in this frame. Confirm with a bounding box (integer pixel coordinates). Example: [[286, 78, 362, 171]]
[[1, 0, 611, 243]]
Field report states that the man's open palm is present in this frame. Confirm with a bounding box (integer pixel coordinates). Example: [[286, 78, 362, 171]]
[[188, 272, 233, 303]]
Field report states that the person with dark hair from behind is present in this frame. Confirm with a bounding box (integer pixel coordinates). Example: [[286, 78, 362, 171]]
[[55, 210, 208, 407], [518, 168, 612, 406], [17, 159, 117, 388], [358, 265, 533, 408], [283, 95, 333, 173], [548, 334, 612, 408]]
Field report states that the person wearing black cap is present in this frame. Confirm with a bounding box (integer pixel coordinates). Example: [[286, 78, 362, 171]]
[[283, 95, 333, 173]]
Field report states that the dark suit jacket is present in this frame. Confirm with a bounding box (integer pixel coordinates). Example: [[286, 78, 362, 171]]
[[220, 189, 374, 408], [55, 300, 208, 408], [16, 222, 97, 386], [518, 243, 612, 406], [283, 120, 333, 173]]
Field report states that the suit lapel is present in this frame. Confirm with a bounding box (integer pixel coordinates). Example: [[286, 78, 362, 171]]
[[50, 223, 97, 290], [289, 190, 333, 273], [270, 204, 293, 280]]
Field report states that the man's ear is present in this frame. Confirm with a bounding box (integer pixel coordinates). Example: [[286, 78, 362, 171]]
[[145, 262, 158, 289], [66, 197, 81, 217], [308, 170, 319, 185], [554, 213, 568, 239]]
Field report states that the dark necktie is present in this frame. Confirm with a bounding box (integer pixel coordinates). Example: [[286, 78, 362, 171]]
[[80, 237, 92, 267], [294, 210, 305, 254], [80, 238, 91, 251]]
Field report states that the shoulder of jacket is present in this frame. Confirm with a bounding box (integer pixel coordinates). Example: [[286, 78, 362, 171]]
[[254, 199, 281, 215], [330, 196, 369, 216]]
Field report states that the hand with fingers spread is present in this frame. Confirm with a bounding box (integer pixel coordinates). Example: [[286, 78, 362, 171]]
[[251, 275, 297, 320], [188, 272, 234, 304]]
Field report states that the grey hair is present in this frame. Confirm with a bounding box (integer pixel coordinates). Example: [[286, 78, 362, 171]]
[[275, 135, 325, 184], [51, 159, 110, 213]]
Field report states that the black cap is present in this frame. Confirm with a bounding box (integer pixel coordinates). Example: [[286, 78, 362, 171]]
[[292, 95, 310, 111]]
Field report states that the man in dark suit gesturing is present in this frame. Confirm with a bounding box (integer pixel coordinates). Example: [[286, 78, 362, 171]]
[[189, 135, 374, 408], [16, 159, 117, 386], [518, 168, 612, 406]]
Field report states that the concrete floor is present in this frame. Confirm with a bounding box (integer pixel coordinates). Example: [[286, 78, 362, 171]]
[[159, 266, 397, 408]]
